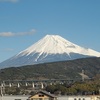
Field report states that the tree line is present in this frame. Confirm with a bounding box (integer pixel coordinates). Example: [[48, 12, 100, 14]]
[[46, 78, 100, 95]]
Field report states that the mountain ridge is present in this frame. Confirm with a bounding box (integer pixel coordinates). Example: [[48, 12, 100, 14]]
[[0, 57, 100, 80], [17, 35, 100, 56], [0, 34, 100, 68]]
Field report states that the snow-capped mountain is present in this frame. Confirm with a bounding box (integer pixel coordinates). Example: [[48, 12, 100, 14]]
[[0, 35, 100, 68]]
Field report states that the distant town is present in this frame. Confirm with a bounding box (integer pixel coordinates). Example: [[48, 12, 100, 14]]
[[0, 74, 100, 100]]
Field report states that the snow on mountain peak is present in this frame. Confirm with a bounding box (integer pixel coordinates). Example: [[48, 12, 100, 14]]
[[18, 35, 76, 55], [18, 34, 100, 57], [0, 34, 100, 68]]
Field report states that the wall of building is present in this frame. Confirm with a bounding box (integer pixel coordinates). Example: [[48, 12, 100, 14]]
[[0, 95, 99, 100], [58, 96, 91, 100], [0, 95, 29, 100], [30, 94, 49, 99], [91, 95, 100, 100]]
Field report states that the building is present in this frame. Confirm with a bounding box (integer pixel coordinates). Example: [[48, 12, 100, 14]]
[[58, 95, 91, 100], [28, 91, 57, 100], [91, 95, 100, 100], [0, 95, 29, 100]]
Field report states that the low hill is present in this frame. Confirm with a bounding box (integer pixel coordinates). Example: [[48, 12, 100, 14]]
[[0, 57, 100, 81]]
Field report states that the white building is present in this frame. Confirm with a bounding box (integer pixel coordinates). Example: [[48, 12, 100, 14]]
[[58, 96, 91, 100], [0, 95, 29, 100], [91, 95, 100, 100], [0, 95, 100, 100]]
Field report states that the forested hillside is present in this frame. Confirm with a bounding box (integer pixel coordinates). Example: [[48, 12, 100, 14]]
[[0, 57, 100, 81]]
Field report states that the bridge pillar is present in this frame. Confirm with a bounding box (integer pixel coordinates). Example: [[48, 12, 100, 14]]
[[32, 83, 35, 88], [17, 83, 20, 88], [25, 82, 28, 86], [41, 82, 44, 89], [9, 83, 12, 87]]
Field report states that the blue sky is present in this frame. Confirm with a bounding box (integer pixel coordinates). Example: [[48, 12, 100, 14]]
[[0, 0, 100, 63]]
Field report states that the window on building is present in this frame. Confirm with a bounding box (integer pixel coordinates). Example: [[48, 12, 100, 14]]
[[83, 98, 85, 100], [44, 98, 49, 100], [39, 98, 42, 100], [74, 98, 77, 100], [79, 98, 81, 100], [31, 99, 40, 100], [15, 99, 21, 100], [39, 94, 44, 97]]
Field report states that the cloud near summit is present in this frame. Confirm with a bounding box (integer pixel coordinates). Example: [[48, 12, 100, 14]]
[[0, 29, 36, 37]]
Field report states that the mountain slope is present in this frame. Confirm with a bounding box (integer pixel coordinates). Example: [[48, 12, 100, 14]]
[[16, 35, 100, 57], [0, 35, 100, 68], [0, 57, 100, 80]]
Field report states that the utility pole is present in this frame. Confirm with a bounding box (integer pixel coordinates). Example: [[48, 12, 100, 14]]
[[0, 82, 4, 100], [99, 89, 100, 95], [82, 70, 85, 82]]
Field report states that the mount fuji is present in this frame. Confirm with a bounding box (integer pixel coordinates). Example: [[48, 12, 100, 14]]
[[0, 35, 100, 68]]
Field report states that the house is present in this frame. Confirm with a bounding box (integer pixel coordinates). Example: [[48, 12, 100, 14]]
[[58, 95, 91, 100], [0, 95, 29, 100], [28, 91, 57, 100], [91, 95, 100, 100]]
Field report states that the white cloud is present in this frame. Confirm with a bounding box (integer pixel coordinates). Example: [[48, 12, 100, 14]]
[[0, 32, 14, 37], [0, 0, 19, 3], [0, 29, 36, 37]]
